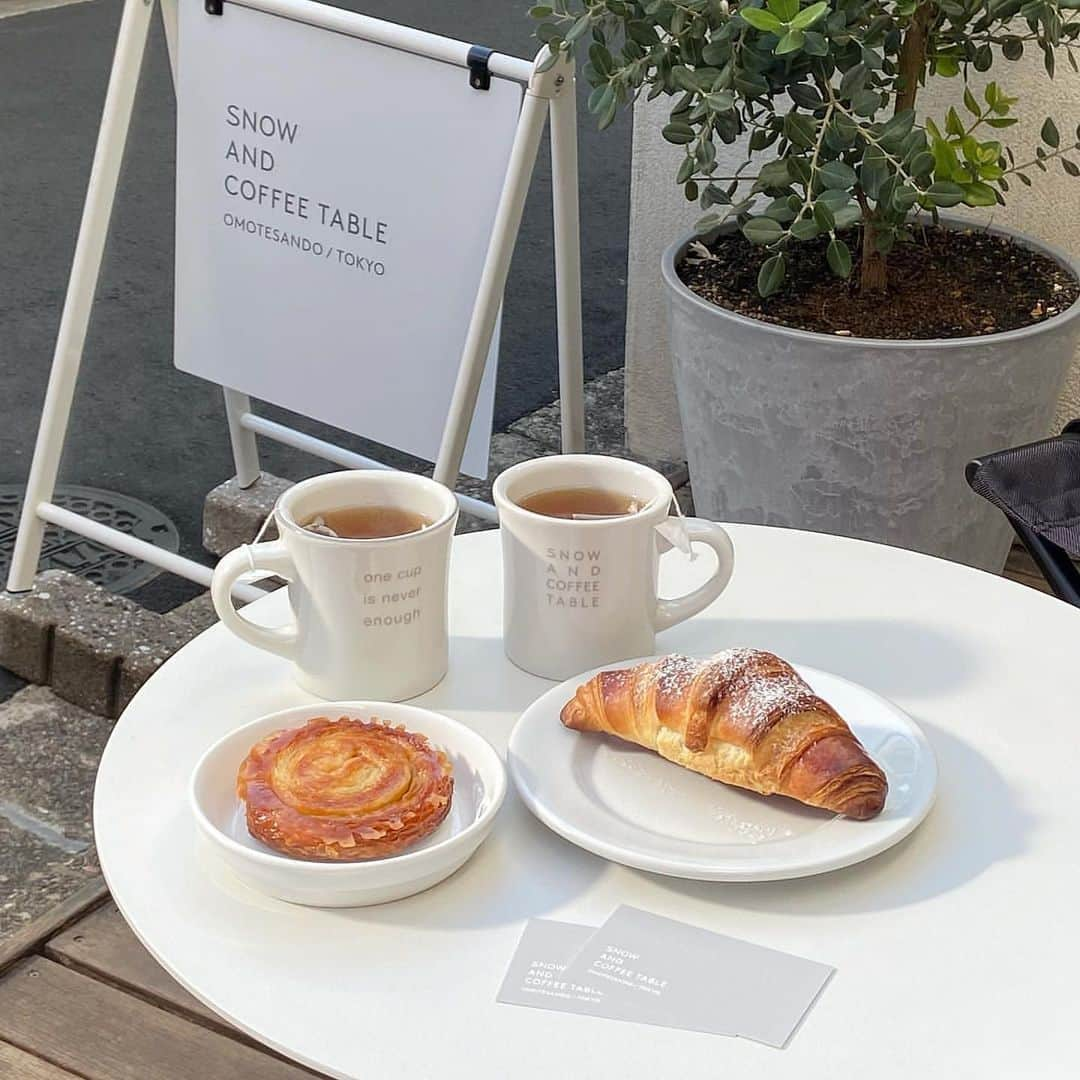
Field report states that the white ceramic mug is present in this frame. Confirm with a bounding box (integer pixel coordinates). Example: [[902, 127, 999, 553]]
[[493, 455, 735, 679], [211, 471, 458, 700]]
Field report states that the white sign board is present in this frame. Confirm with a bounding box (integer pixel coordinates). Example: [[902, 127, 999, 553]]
[[174, 2, 522, 477]]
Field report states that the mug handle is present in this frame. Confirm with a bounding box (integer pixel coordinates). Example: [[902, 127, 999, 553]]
[[653, 519, 735, 632], [210, 541, 301, 661]]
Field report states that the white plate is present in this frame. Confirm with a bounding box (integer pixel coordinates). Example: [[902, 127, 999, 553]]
[[508, 658, 937, 882], [190, 701, 507, 906]]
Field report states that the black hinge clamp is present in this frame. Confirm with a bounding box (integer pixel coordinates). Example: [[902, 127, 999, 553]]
[[206, 0, 223, 15], [467, 46, 493, 91]]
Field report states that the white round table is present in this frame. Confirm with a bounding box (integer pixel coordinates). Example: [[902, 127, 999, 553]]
[[95, 526, 1080, 1079]]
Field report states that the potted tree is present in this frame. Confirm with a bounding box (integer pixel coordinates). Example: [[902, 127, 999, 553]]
[[533, 0, 1080, 570]]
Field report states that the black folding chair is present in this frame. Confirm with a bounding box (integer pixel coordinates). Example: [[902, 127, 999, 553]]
[[966, 420, 1080, 606]]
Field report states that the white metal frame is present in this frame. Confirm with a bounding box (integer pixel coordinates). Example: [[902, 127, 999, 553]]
[[6, 0, 584, 595]]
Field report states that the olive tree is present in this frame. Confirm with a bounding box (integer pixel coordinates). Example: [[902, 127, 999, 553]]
[[532, 0, 1080, 295]]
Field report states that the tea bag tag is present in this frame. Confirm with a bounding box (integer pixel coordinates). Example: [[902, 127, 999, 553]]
[[242, 510, 277, 575], [655, 496, 693, 557]]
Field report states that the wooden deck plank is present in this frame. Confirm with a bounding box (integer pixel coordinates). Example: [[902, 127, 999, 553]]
[[0, 958, 321, 1080], [45, 902, 224, 1030], [0, 877, 109, 976], [0, 1040, 81, 1080]]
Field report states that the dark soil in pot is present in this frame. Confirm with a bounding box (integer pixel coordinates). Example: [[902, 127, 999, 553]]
[[678, 224, 1079, 340]]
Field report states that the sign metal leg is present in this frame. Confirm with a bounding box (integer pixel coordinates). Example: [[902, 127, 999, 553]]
[[223, 388, 262, 489], [432, 79, 553, 487], [6, 0, 157, 593], [549, 66, 585, 454], [433, 51, 582, 487]]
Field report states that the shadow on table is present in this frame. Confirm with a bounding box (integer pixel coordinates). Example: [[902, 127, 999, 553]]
[[434, 613, 984, 716], [657, 614, 983, 703], [645, 720, 1033, 915], [318, 789, 606, 931]]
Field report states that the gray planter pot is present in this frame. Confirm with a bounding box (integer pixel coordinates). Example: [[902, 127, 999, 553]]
[[662, 219, 1080, 571]]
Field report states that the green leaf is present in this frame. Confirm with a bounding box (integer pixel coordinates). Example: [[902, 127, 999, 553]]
[[789, 83, 824, 110], [834, 203, 862, 228], [881, 109, 916, 143], [588, 85, 615, 115], [1002, 37, 1024, 60], [662, 122, 696, 145], [1063, 159, 1080, 177], [924, 179, 967, 206], [839, 63, 868, 98], [626, 21, 660, 46], [589, 43, 614, 76], [790, 1, 829, 29], [935, 54, 960, 77], [676, 155, 696, 184], [892, 184, 920, 211], [775, 29, 805, 54], [962, 181, 998, 207], [945, 107, 964, 137], [757, 253, 787, 297], [813, 200, 836, 230], [985, 117, 1019, 129], [705, 90, 736, 113], [756, 158, 792, 188], [1041, 117, 1060, 148], [963, 87, 980, 117], [528, 6, 553, 18], [598, 93, 618, 130], [801, 31, 829, 56], [739, 8, 785, 32], [859, 151, 889, 200], [790, 217, 821, 240], [826, 237, 852, 279], [908, 151, 935, 178], [767, 0, 800, 20], [818, 160, 857, 188], [816, 188, 853, 211], [565, 15, 592, 44], [764, 197, 797, 222], [784, 112, 817, 148], [852, 89, 881, 117], [742, 217, 785, 244]]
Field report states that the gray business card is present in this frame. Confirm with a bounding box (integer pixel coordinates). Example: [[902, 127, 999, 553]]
[[560, 905, 834, 1048], [498, 911, 833, 1048], [496, 918, 609, 1015]]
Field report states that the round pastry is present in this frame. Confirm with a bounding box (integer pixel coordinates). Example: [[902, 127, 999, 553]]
[[237, 716, 453, 861]]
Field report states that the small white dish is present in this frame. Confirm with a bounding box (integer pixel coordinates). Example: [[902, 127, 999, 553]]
[[508, 658, 937, 882], [190, 701, 506, 907]]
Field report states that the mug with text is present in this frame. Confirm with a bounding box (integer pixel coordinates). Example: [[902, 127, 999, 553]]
[[493, 455, 735, 680], [211, 471, 457, 700]]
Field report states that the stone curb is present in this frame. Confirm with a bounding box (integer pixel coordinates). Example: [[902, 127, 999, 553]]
[[0, 572, 246, 718]]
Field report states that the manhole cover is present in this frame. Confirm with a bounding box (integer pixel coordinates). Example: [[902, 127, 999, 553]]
[[0, 485, 180, 594]]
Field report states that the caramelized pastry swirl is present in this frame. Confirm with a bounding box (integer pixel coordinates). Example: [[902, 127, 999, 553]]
[[237, 717, 453, 860]]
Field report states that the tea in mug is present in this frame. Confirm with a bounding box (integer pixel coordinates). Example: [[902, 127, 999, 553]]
[[516, 487, 643, 520], [301, 506, 432, 539]]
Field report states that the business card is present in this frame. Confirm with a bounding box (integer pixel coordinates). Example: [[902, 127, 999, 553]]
[[559, 905, 834, 1048], [496, 918, 608, 1015]]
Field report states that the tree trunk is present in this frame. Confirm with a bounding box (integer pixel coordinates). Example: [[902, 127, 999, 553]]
[[860, 218, 888, 294], [895, 3, 934, 116]]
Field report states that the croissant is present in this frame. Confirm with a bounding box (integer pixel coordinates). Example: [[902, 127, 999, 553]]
[[560, 650, 887, 820]]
